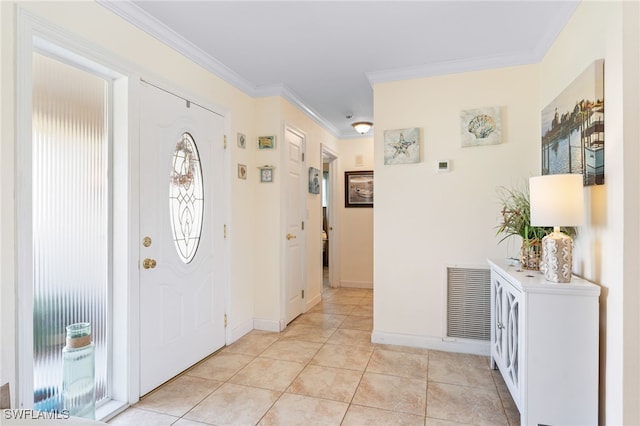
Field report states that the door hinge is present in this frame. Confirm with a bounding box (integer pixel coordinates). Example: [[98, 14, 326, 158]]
[[301, 152, 305, 162], [223, 135, 227, 149], [301, 290, 305, 299], [301, 221, 305, 230], [224, 313, 228, 328], [224, 224, 227, 239]]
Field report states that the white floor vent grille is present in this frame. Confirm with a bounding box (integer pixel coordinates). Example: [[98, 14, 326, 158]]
[[446, 266, 491, 341]]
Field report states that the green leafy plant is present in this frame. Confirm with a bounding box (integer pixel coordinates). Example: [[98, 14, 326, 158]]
[[496, 183, 575, 245]]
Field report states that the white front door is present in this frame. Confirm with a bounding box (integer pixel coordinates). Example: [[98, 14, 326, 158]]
[[284, 128, 305, 325], [139, 82, 226, 394]]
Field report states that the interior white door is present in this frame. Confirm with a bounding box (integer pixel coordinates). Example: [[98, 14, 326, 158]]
[[284, 128, 305, 325], [139, 82, 226, 394]]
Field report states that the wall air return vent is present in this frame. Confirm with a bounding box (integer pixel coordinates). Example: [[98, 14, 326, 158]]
[[446, 266, 491, 341]]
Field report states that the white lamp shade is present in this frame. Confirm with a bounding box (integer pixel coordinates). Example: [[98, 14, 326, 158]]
[[529, 173, 585, 227]]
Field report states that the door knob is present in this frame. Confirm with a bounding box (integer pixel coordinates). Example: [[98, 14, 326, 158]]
[[286, 233, 297, 240], [143, 258, 157, 269]]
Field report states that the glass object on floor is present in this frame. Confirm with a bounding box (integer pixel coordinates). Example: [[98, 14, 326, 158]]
[[62, 323, 95, 419]]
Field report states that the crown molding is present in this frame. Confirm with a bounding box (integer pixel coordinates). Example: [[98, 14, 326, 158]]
[[97, 0, 343, 138], [367, 51, 537, 86], [529, 1, 579, 61], [97, 0, 256, 94], [367, 1, 578, 86], [255, 83, 340, 137]]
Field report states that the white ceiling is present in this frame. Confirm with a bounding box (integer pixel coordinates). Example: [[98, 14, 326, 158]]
[[100, 1, 579, 137]]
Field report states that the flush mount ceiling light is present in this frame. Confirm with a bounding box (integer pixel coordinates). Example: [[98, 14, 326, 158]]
[[352, 121, 373, 134]]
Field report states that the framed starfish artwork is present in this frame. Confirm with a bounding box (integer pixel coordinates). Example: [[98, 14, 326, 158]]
[[383, 128, 420, 165]]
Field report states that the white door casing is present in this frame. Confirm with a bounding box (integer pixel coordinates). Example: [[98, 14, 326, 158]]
[[284, 127, 306, 325], [139, 82, 226, 394]]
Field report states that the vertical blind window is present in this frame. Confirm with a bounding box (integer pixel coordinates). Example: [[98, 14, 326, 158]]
[[32, 52, 110, 411]]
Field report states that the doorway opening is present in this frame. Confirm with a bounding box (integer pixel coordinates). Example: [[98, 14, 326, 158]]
[[322, 146, 338, 288]]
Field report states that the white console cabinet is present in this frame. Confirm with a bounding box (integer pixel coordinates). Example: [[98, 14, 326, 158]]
[[488, 259, 600, 426]]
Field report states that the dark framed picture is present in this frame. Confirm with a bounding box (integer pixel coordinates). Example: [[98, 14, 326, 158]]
[[345, 170, 373, 208], [309, 167, 320, 194]]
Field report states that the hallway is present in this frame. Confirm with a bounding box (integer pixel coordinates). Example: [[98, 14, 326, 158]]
[[109, 287, 519, 425]]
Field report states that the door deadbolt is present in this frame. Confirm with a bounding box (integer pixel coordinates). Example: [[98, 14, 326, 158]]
[[143, 236, 152, 247], [143, 258, 157, 269]]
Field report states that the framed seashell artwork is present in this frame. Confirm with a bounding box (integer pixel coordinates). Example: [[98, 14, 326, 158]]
[[460, 106, 503, 147]]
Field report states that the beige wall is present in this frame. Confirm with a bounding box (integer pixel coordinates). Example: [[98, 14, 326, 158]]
[[373, 64, 540, 343], [540, 1, 639, 424], [337, 137, 374, 287]]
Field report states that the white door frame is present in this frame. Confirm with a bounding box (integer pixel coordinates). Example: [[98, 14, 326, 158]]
[[15, 9, 135, 416], [280, 123, 307, 329], [321, 144, 340, 288]]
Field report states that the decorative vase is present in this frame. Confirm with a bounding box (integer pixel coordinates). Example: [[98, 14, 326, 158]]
[[62, 322, 95, 419], [520, 238, 542, 270]]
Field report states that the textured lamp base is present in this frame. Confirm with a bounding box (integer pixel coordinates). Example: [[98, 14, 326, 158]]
[[540, 231, 573, 283]]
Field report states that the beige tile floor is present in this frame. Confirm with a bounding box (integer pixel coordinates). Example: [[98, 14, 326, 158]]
[[108, 287, 519, 426]]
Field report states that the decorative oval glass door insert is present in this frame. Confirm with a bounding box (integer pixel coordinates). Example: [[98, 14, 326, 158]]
[[170, 132, 204, 263]]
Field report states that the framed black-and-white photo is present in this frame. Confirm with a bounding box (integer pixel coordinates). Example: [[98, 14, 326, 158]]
[[345, 170, 373, 208]]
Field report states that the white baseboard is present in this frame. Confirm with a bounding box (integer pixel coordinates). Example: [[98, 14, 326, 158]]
[[371, 330, 490, 356], [228, 318, 253, 344], [340, 280, 373, 289], [253, 317, 281, 333], [305, 292, 322, 311]]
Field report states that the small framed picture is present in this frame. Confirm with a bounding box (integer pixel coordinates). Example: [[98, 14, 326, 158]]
[[460, 106, 503, 147], [308, 167, 320, 194], [258, 135, 276, 150], [384, 127, 420, 165], [345, 170, 373, 208], [238, 164, 247, 180], [259, 166, 274, 183], [237, 133, 246, 149]]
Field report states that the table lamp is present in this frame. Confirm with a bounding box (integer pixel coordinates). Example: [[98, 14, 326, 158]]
[[529, 174, 584, 283]]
